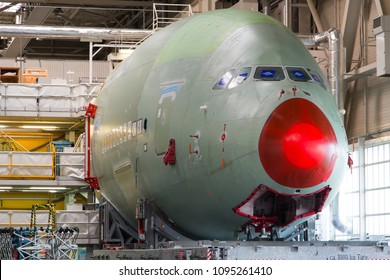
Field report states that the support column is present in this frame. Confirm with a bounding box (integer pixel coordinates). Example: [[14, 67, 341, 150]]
[[67, 131, 76, 143], [89, 41, 93, 84], [358, 137, 366, 240], [283, 0, 292, 29], [65, 193, 81, 210], [86, 189, 95, 210]]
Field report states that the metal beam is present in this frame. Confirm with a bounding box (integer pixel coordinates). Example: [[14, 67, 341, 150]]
[[375, 0, 384, 16], [283, 0, 292, 29], [2, 0, 154, 8], [0, 179, 88, 187], [306, 0, 324, 33], [3, 7, 53, 58], [341, 0, 363, 72], [0, 3, 16, 13], [0, 197, 63, 200], [343, 62, 377, 82], [358, 137, 366, 241]]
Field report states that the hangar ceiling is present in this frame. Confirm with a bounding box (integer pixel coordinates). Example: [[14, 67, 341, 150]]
[[0, 0, 290, 60], [0, 0, 196, 60], [0, 0, 297, 60]]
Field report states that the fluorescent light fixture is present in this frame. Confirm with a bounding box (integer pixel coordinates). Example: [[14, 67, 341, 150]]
[[30, 187, 67, 190], [0, 125, 7, 128], [22, 125, 59, 130], [21, 189, 64, 192], [0, 187, 13, 189], [0, 3, 22, 13]]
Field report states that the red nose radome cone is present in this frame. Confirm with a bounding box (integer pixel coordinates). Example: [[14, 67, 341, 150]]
[[283, 123, 326, 169], [259, 98, 338, 188]]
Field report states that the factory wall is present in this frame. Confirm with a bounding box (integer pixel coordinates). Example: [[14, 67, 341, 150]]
[[315, 0, 390, 239], [0, 58, 110, 83], [318, 0, 390, 140]]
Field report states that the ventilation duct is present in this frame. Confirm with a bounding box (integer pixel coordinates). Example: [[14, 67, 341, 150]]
[[0, 25, 152, 41]]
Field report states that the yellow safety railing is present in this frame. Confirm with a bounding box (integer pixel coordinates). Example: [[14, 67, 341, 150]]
[[0, 146, 56, 180], [0, 140, 86, 180]]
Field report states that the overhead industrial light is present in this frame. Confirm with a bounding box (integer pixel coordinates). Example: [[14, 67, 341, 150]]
[[0, 125, 7, 128], [29, 187, 68, 190], [0, 186, 13, 189], [21, 189, 65, 192], [0, 120, 76, 124], [21, 125, 59, 130]]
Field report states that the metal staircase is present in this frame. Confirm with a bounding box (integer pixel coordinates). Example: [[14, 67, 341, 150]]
[[0, 130, 29, 151]]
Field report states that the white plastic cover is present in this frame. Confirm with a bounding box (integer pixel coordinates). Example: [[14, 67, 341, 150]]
[[1, 84, 38, 112], [72, 84, 89, 112], [56, 210, 100, 243], [39, 85, 71, 112], [0, 152, 53, 176], [0, 210, 100, 244], [0, 210, 50, 226], [58, 153, 85, 178], [0, 153, 11, 175], [0, 83, 99, 116]]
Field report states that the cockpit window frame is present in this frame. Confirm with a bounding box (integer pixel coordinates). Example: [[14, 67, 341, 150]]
[[212, 69, 237, 90], [253, 66, 286, 81], [285, 67, 312, 82], [228, 67, 252, 89], [211, 65, 331, 92], [306, 68, 330, 91]]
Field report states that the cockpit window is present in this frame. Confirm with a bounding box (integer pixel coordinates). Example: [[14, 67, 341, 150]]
[[307, 68, 329, 90], [212, 69, 236, 90], [253, 66, 285, 81], [228, 67, 252, 89], [286, 67, 311, 82]]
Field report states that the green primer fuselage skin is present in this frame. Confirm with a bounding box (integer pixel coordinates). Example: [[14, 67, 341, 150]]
[[92, 9, 348, 240]]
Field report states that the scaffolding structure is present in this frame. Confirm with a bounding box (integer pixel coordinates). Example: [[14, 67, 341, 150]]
[[0, 228, 14, 260], [0, 204, 80, 260], [1, 226, 79, 260], [14, 227, 79, 260]]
